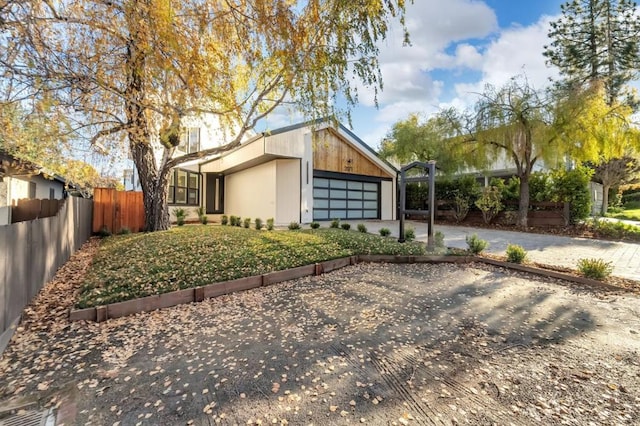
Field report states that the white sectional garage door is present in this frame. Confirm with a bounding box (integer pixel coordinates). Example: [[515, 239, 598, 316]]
[[313, 177, 379, 220]]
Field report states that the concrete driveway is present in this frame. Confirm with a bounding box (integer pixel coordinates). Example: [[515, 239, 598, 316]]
[[340, 220, 640, 281]]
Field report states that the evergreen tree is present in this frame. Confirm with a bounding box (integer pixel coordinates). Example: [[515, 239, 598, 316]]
[[544, 0, 640, 106]]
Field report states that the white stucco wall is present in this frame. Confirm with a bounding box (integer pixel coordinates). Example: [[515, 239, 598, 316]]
[[224, 161, 277, 223], [275, 159, 301, 225], [381, 180, 396, 220], [299, 132, 314, 224], [7, 175, 64, 204]]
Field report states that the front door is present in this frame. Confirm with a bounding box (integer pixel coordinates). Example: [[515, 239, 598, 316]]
[[206, 174, 224, 214]]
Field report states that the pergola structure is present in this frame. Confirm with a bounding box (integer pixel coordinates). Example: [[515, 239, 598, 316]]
[[398, 161, 436, 249]]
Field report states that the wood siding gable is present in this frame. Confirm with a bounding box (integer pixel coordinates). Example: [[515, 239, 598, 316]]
[[312, 129, 391, 178]]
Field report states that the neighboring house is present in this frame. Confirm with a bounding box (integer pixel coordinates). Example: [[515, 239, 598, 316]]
[[164, 120, 397, 225], [0, 150, 67, 225]]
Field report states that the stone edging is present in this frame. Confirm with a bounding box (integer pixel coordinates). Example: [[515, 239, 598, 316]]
[[69, 255, 620, 322]]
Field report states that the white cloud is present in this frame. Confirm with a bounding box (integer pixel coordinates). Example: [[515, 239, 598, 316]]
[[452, 16, 560, 104], [360, 11, 563, 148]]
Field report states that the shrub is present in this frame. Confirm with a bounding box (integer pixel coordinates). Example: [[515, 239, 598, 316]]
[[552, 165, 593, 223], [288, 221, 301, 230], [466, 233, 488, 254], [341, 223, 351, 231], [357, 223, 367, 233], [228, 215, 236, 226], [475, 186, 503, 224], [98, 226, 112, 237], [586, 218, 640, 241], [577, 258, 613, 280], [310, 221, 320, 229], [506, 244, 527, 264], [234, 216, 242, 227], [434, 231, 445, 248], [490, 176, 520, 202], [243, 218, 251, 228], [404, 227, 415, 241], [221, 215, 229, 225], [196, 206, 205, 217], [255, 218, 263, 230], [452, 193, 470, 223], [173, 208, 186, 226], [330, 218, 340, 228], [379, 227, 391, 237], [200, 215, 208, 225], [266, 218, 274, 231]]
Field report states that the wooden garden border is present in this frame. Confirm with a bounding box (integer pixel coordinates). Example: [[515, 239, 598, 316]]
[[69, 255, 622, 322]]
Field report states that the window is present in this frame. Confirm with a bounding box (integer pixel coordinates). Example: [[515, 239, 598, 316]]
[[168, 169, 200, 206], [49, 188, 55, 199], [28, 181, 36, 199], [178, 128, 200, 153]]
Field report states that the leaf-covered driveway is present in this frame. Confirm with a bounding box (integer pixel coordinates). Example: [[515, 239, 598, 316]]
[[1, 239, 640, 425]]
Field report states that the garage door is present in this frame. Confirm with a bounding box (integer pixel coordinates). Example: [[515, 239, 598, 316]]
[[313, 177, 379, 220]]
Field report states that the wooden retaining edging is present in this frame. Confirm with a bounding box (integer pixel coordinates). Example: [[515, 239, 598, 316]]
[[69, 255, 622, 322]]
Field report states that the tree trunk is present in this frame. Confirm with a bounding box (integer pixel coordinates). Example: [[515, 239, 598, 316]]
[[601, 184, 610, 216], [517, 172, 530, 228], [124, 4, 170, 232]]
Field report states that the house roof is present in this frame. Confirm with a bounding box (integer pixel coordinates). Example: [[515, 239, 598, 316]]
[[0, 149, 69, 185], [199, 119, 398, 176]]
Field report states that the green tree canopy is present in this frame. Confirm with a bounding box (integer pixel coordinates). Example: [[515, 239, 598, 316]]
[[378, 113, 465, 174], [544, 0, 640, 107]]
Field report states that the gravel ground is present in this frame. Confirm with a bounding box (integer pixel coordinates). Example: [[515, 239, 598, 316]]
[[1, 239, 640, 425]]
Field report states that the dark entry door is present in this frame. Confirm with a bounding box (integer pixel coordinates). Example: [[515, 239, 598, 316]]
[[206, 174, 224, 214]]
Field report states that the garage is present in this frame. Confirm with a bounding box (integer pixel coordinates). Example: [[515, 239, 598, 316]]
[[312, 174, 380, 220]]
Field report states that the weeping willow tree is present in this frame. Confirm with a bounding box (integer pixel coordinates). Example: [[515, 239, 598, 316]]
[[0, 0, 407, 230], [446, 76, 575, 228]]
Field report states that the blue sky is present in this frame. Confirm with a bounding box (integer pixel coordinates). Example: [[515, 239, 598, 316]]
[[263, 0, 567, 150]]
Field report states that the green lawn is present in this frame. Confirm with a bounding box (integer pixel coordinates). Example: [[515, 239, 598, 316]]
[[609, 208, 640, 222], [77, 226, 427, 308]]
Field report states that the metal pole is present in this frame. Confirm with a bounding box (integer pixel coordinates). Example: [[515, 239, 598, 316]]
[[398, 168, 405, 243], [427, 161, 436, 249]]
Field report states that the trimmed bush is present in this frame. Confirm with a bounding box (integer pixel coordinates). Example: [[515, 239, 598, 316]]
[[330, 218, 340, 228], [341, 223, 351, 231], [117, 227, 131, 235], [173, 208, 186, 226], [379, 227, 391, 237], [266, 218, 275, 231], [506, 244, 527, 264], [255, 218, 263, 230], [475, 186, 503, 224], [310, 221, 320, 229], [577, 258, 613, 280], [357, 223, 367, 233], [200, 215, 208, 225], [221, 215, 229, 225], [466, 233, 488, 254], [288, 221, 301, 230], [98, 226, 112, 238], [434, 231, 445, 248], [404, 227, 415, 241], [243, 218, 251, 229]]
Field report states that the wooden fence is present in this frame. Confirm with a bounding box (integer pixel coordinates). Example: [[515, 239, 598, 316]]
[[11, 198, 65, 223], [0, 196, 93, 354], [92, 188, 145, 234]]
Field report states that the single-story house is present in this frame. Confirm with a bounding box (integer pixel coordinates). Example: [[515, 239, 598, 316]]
[[0, 151, 68, 225], [168, 121, 398, 225]]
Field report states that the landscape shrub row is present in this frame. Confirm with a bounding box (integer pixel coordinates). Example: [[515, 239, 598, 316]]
[[405, 166, 593, 224]]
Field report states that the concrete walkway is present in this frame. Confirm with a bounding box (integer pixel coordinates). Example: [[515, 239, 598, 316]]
[[339, 220, 640, 281]]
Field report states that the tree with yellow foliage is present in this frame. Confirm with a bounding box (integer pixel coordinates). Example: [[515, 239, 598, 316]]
[[0, 1, 407, 230]]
